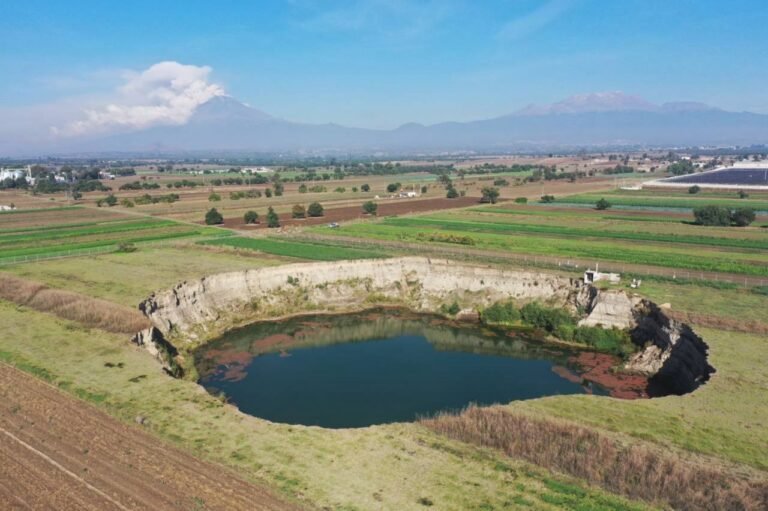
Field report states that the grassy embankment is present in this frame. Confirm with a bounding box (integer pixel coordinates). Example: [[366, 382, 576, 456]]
[[550, 191, 768, 211]]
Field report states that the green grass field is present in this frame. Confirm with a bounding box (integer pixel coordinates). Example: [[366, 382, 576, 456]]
[[200, 236, 385, 261], [315, 218, 768, 277], [551, 192, 768, 211], [0, 215, 228, 262]]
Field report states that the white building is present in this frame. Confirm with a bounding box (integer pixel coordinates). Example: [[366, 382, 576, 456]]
[[0, 169, 26, 181]]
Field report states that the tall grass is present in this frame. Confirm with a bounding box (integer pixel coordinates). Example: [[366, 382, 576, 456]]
[[0, 273, 149, 333], [422, 406, 768, 511]]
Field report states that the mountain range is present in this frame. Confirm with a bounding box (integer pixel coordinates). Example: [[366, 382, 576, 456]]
[[47, 92, 768, 155]]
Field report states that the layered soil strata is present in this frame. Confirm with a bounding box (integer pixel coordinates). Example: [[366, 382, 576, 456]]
[[134, 257, 713, 395]]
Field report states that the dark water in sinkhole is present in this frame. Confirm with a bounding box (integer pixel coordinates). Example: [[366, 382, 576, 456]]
[[194, 309, 607, 428]]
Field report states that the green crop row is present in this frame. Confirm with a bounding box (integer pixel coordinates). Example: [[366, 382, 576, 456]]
[[324, 223, 768, 277], [0, 225, 227, 261], [199, 237, 384, 261], [380, 216, 768, 251], [0, 218, 179, 246], [552, 194, 768, 211]]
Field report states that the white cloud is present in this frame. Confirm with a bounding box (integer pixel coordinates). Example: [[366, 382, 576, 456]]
[[54, 61, 225, 137], [498, 0, 576, 41]]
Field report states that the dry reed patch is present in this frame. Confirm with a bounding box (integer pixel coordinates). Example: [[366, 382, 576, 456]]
[[421, 406, 768, 511], [0, 273, 149, 334]]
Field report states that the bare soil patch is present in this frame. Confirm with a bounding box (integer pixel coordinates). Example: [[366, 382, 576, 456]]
[[0, 363, 304, 511], [220, 195, 483, 230]]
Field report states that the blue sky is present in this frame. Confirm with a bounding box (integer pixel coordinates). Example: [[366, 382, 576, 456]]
[[1, 0, 767, 131]]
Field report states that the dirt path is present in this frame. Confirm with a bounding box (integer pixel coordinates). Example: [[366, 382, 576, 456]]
[[0, 363, 305, 511]]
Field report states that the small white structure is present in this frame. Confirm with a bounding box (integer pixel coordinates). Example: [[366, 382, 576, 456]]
[[584, 265, 621, 284], [0, 169, 26, 181], [0, 204, 16, 211]]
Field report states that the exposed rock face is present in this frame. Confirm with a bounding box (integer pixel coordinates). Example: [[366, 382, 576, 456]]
[[625, 302, 715, 395], [138, 258, 593, 341], [134, 257, 713, 395], [579, 290, 638, 329]]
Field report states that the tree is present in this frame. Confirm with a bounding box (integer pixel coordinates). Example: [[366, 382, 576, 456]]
[[208, 192, 221, 202], [361, 183, 370, 192], [386, 182, 401, 193], [480, 186, 500, 204], [243, 210, 259, 224], [274, 181, 284, 196], [420, 185, 428, 194], [298, 183, 307, 193], [688, 185, 701, 194], [693, 205, 731, 226], [307, 202, 324, 217], [446, 185, 459, 199], [738, 190, 749, 199], [514, 197, 528, 204], [104, 194, 118, 207], [731, 208, 756, 227], [595, 198, 611, 210], [540, 195, 555, 203], [362, 201, 378, 215], [266, 206, 280, 228], [292, 204, 306, 218], [205, 208, 223, 225], [265, 188, 273, 198]]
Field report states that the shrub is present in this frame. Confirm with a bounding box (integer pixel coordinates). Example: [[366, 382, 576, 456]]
[[493, 178, 509, 186], [440, 301, 461, 315], [120, 198, 134, 208], [265, 188, 273, 198], [520, 302, 575, 333], [352, 186, 358, 192], [104, 194, 118, 207], [292, 204, 306, 218], [421, 185, 428, 194], [595, 198, 611, 210], [116, 242, 137, 253], [204, 208, 223, 225], [266, 207, 280, 228], [738, 190, 749, 199], [243, 210, 259, 224], [298, 183, 308, 193], [386, 182, 401, 193], [480, 186, 500, 204], [693, 205, 731, 226], [274, 182, 284, 196], [361, 184, 370, 192], [573, 326, 633, 356], [362, 201, 378, 215], [481, 301, 520, 324], [540, 194, 555, 203], [731, 207, 756, 227], [208, 192, 221, 202], [446, 185, 459, 199], [514, 197, 528, 204], [334, 187, 346, 193], [307, 202, 324, 217], [688, 185, 701, 194]]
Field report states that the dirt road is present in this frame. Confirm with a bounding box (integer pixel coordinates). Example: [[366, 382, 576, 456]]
[[0, 363, 304, 511]]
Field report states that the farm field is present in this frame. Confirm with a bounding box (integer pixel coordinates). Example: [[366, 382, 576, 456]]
[[551, 190, 768, 211], [200, 236, 385, 261], [0, 363, 300, 511], [0, 207, 229, 264], [311, 206, 768, 277], [2, 167, 767, 510]]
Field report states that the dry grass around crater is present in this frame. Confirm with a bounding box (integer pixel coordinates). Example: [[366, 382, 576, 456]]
[[0, 273, 149, 334], [421, 406, 768, 511]]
